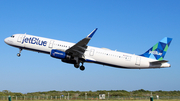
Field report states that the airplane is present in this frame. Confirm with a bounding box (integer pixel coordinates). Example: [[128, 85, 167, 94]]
[[4, 28, 172, 71]]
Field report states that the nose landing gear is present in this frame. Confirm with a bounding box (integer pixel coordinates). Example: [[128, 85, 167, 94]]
[[17, 48, 22, 57]]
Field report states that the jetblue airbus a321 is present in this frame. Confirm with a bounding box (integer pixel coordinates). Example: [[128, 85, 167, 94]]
[[4, 28, 172, 71]]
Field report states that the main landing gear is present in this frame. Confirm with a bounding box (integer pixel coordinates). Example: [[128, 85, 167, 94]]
[[73, 57, 85, 71], [74, 62, 85, 71], [17, 48, 22, 57], [80, 65, 85, 71], [74, 64, 80, 68]]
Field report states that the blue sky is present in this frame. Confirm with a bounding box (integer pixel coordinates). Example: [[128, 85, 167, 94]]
[[1, 0, 180, 93]]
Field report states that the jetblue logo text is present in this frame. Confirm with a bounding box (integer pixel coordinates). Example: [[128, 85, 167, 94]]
[[54, 52, 64, 56], [22, 37, 47, 46], [149, 51, 162, 55]]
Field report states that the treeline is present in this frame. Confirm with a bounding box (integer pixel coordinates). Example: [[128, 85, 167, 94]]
[[1, 89, 180, 97]]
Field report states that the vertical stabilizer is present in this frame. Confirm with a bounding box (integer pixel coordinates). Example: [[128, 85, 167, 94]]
[[140, 37, 172, 60]]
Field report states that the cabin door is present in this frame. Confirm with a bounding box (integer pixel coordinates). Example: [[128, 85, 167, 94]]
[[135, 56, 141, 66], [17, 35, 25, 43]]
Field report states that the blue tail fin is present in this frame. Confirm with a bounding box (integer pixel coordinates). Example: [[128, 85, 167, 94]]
[[140, 37, 172, 60]]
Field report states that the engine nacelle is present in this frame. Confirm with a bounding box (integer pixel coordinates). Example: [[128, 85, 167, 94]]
[[50, 49, 71, 59]]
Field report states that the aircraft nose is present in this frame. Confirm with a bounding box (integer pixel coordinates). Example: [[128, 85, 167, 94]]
[[4, 38, 8, 43], [4, 37, 10, 44]]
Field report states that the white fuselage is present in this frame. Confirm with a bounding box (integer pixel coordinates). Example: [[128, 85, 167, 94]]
[[4, 34, 170, 69]]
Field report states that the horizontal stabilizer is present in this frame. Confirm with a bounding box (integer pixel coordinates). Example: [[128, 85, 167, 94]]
[[150, 60, 168, 64]]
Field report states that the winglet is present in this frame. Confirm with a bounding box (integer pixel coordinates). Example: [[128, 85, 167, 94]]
[[87, 28, 98, 38]]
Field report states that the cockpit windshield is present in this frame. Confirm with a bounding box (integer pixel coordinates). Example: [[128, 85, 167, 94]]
[[11, 35, 15, 38]]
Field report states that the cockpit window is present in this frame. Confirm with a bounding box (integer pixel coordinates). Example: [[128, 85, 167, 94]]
[[11, 35, 15, 38]]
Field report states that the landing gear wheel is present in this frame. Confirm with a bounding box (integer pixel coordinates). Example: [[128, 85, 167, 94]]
[[74, 64, 80, 68], [80, 66, 85, 71], [17, 53, 21, 57], [17, 48, 22, 57]]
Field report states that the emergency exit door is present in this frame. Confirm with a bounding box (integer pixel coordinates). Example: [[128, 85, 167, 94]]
[[49, 40, 54, 48], [89, 49, 95, 56]]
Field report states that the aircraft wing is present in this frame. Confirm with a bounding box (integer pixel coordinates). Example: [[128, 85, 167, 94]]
[[66, 28, 98, 58]]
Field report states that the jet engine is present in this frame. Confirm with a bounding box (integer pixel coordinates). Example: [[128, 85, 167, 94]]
[[50, 49, 71, 59]]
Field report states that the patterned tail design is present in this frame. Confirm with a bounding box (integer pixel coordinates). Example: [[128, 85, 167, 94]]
[[140, 37, 172, 60]]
